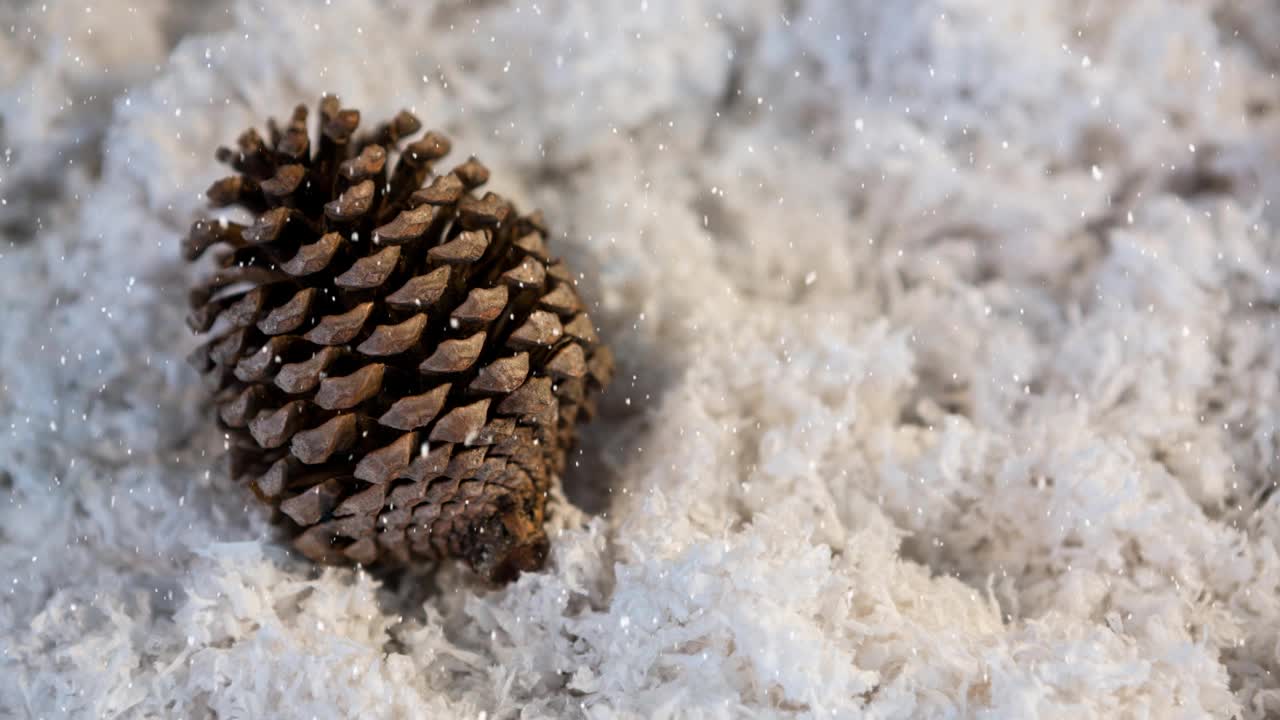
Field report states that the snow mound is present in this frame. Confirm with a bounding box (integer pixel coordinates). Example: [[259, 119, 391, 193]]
[[2, 0, 1278, 717]]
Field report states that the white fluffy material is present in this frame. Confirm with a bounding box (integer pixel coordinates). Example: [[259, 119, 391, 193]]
[[2, 0, 1279, 717]]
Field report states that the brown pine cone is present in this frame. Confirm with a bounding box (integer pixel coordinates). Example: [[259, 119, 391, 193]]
[[184, 95, 613, 582]]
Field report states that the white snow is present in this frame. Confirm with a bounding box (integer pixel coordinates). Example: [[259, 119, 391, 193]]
[[2, 0, 1279, 717]]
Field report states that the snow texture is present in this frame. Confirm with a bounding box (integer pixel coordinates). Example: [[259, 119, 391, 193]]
[[2, 0, 1279, 717]]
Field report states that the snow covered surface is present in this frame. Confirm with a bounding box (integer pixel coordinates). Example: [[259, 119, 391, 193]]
[[2, 0, 1279, 717]]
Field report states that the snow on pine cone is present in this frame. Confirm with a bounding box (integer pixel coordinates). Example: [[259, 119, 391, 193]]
[[184, 95, 613, 582]]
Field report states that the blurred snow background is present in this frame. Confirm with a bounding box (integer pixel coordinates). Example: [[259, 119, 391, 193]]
[[2, 0, 1279, 717]]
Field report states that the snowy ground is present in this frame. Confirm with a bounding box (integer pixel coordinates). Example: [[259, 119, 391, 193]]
[[2, 1, 1280, 717]]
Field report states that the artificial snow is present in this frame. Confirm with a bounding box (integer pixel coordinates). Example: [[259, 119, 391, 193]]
[[2, 0, 1279, 717]]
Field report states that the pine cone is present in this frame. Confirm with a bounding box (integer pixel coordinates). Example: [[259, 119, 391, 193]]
[[184, 96, 612, 582]]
